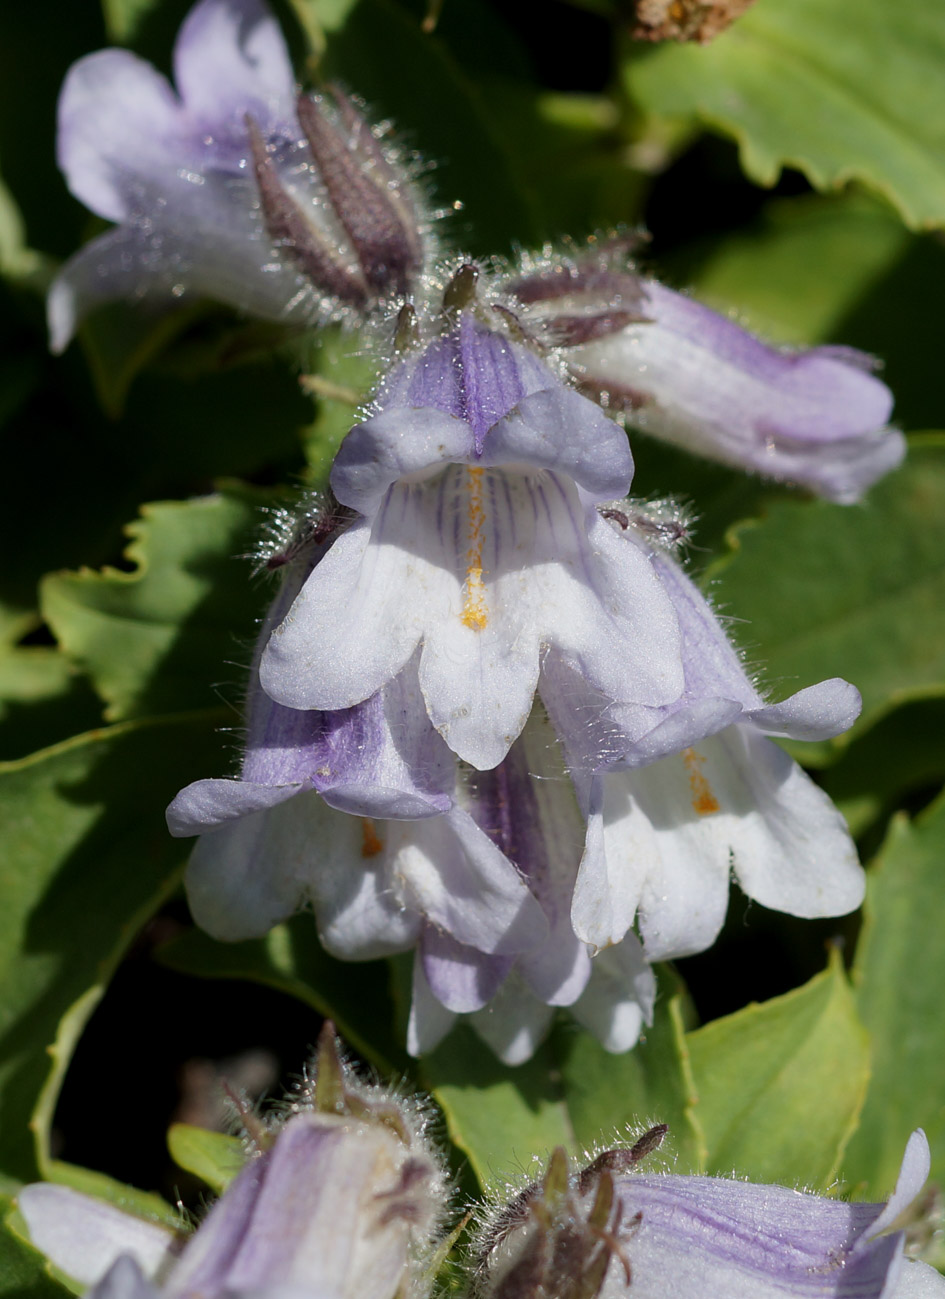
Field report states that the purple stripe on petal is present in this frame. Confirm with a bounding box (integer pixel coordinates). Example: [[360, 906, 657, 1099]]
[[610, 1173, 904, 1298]]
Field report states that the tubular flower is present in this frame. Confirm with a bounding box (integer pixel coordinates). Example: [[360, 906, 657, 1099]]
[[471, 1128, 945, 1299], [18, 1028, 449, 1299], [542, 507, 865, 958], [167, 520, 547, 965], [406, 707, 656, 1066], [49, 0, 430, 351], [259, 269, 685, 772], [168, 534, 655, 1064], [502, 249, 903, 503]]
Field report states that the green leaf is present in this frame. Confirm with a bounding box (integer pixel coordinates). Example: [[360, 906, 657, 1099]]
[[419, 978, 703, 1191], [0, 1199, 69, 1297], [0, 647, 101, 762], [0, 714, 227, 1183], [845, 791, 945, 1196], [418, 1031, 574, 1190], [626, 0, 945, 229], [100, 0, 160, 42], [553, 975, 705, 1172], [167, 1124, 245, 1195], [156, 917, 409, 1077], [819, 698, 945, 838], [300, 329, 381, 487], [708, 439, 945, 762], [686, 952, 870, 1188], [41, 489, 267, 723], [678, 193, 909, 348]]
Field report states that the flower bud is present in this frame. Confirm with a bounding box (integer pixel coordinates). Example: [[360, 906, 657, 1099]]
[[503, 249, 903, 504], [471, 1129, 945, 1299], [19, 1027, 449, 1299]]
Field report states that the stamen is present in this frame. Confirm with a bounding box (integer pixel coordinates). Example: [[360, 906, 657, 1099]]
[[460, 467, 488, 631], [360, 818, 384, 857], [682, 747, 720, 816]]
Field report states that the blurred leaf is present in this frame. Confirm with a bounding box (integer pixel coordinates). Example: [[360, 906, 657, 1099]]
[[0, 648, 101, 762], [820, 699, 945, 837], [167, 1124, 245, 1194], [41, 489, 268, 723], [845, 792, 945, 1196], [157, 917, 409, 1077], [553, 974, 705, 1171], [300, 329, 381, 487], [78, 299, 207, 420], [686, 952, 869, 1188], [0, 713, 226, 1184], [0, 1200, 69, 1298], [679, 193, 909, 347], [710, 439, 945, 763], [626, 0, 945, 228], [419, 1031, 573, 1189], [672, 192, 945, 433], [101, 0, 162, 42], [421, 977, 704, 1190], [0, 169, 50, 287]]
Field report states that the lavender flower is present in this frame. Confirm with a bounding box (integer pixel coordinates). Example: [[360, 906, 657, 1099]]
[[49, 0, 430, 351], [167, 523, 547, 964], [168, 541, 655, 1064], [259, 267, 685, 771], [503, 251, 903, 503], [472, 1129, 945, 1299], [544, 508, 865, 957], [18, 1028, 448, 1299]]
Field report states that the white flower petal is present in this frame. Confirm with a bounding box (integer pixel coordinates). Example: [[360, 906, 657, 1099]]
[[260, 518, 427, 711], [470, 975, 555, 1066], [18, 1185, 175, 1288], [56, 50, 180, 222], [571, 938, 655, 1052], [713, 727, 865, 920], [407, 953, 457, 1055], [393, 808, 548, 955]]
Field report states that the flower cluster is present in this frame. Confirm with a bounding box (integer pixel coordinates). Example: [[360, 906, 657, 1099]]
[[168, 262, 867, 1061], [55, 0, 901, 1064]]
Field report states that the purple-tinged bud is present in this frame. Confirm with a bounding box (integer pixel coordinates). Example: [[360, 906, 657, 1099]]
[[49, 0, 434, 351], [503, 250, 903, 503], [19, 1027, 450, 1299], [471, 1130, 945, 1299], [470, 1130, 667, 1299]]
